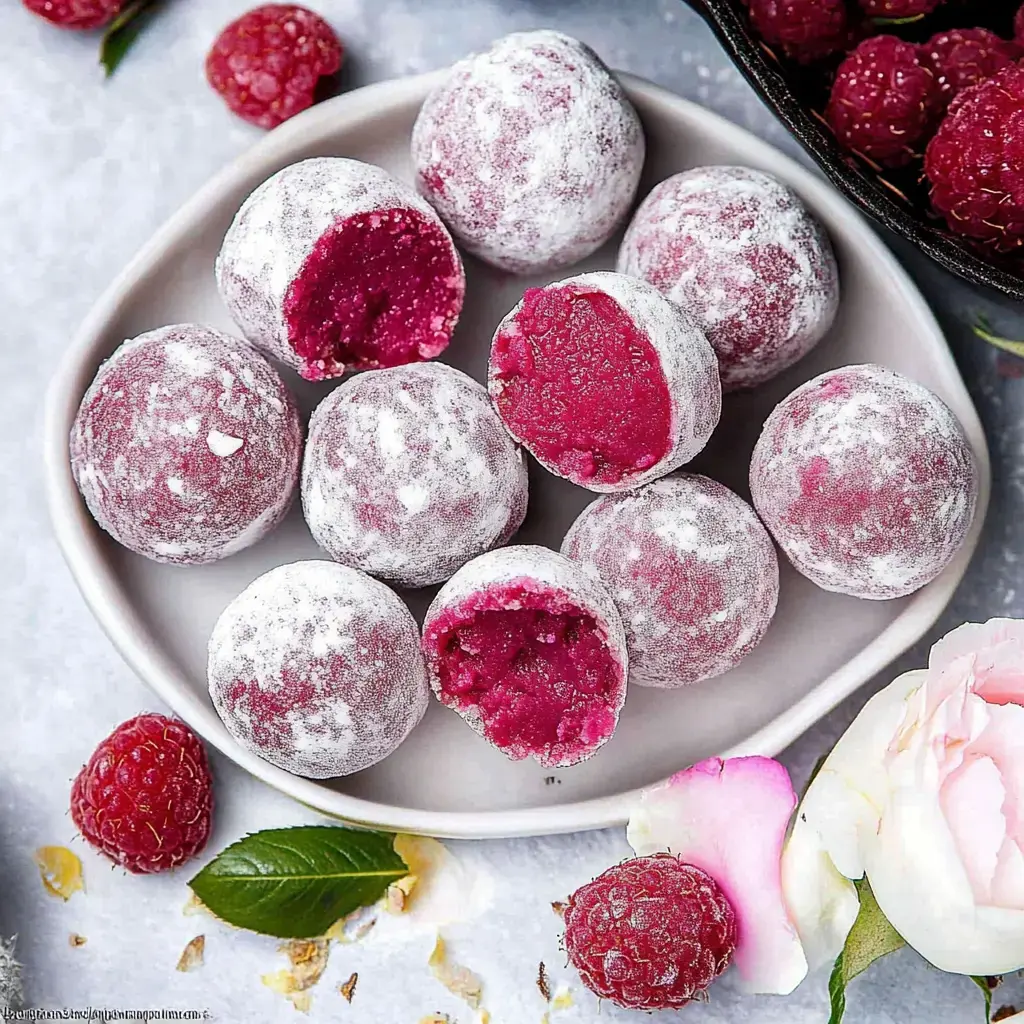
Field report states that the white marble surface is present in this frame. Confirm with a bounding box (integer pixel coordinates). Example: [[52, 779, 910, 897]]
[[3, 1, 1024, 1021]]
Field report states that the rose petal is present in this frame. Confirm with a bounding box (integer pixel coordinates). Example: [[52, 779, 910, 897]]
[[993, 839, 1024, 911], [867, 786, 1024, 975], [929, 619, 1024, 708], [627, 755, 806, 994], [928, 619, 1024, 674]]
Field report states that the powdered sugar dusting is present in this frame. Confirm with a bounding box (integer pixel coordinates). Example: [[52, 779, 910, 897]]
[[216, 157, 461, 373], [618, 166, 839, 390], [207, 560, 428, 779], [562, 474, 779, 687], [411, 30, 645, 274], [489, 271, 721, 492], [750, 364, 978, 599], [70, 324, 302, 565], [302, 362, 528, 588]]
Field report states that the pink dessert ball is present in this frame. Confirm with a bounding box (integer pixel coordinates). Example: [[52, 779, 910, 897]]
[[750, 364, 979, 600], [489, 271, 721, 493], [302, 362, 528, 588], [421, 545, 628, 768], [618, 166, 839, 391], [411, 30, 645, 274], [208, 560, 429, 778], [216, 157, 465, 381], [562, 474, 779, 687], [70, 324, 302, 565]]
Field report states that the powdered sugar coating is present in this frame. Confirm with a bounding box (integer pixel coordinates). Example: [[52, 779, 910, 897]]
[[750, 364, 978, 599], [618, 166, 839, 391], [422, 545, 628, 765], [208, 560, 428, 778], [216, 157, 464, 378], [489, 271, 721, 492], [562, 474, 779, 687], [70, 324, 302, 565], [411, 30, 645, 274], [302, 362, 528, 588]]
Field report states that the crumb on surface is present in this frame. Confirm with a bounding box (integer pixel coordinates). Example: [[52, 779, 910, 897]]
[[550, 901, 566, 918], [176, 935, 205, 972], [428, 934, 483, 1009], [537, 961, 551, 1002], [551, 984, 573, 1010], [68, 933, 87, 948], [34, 846, 84, 901], [262, 939, 330, 1012], [339, 972, 357, 1003]]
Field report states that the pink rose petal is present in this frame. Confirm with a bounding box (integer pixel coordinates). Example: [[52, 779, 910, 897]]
[[627, 755, 807, 994]]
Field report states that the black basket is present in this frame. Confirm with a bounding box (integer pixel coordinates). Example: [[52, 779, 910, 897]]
[[685, 0, 1024, 302]]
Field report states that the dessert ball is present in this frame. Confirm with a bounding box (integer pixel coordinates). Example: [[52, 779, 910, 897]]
[[302, 362, 528, 588], [70, 324, 302, 565], [562, 474, 779, 687], [411, 30, 645, 274], [750, 364, 978, 600], [216, 157, 465, 381], [208, 561, 429, 778], [489, 271, 721, 492], [421, 546, 628, 768], [618, 166, 839, 391]]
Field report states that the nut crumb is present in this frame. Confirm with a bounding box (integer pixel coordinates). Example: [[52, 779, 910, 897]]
[[33, 847, 84, 901], [416, 1016, 451, 1024], [262, 939, 330, 1012], [339, 972, 357, 1003], [68, 933, 87, 948], [550, 901, 566, 918], [551, 984, 573, 1011], [182, 893, 209, 917], [537, 961, 551, 1002], [429, 934, 482, 1009], [176, 935, 205, 972]]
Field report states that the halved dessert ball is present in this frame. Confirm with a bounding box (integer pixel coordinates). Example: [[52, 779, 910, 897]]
[[750, 364, 979, 600], [421, 546, 628, 768], [488, 272, 721, 493], [70, 324, 302, 565], [216, 157, 465, 381], [618, 166, 839, 391], [562, 474, 779, 687], [411, 30, 645, 274], [302, 362, 528, 588], [208, 560, 429, 778]]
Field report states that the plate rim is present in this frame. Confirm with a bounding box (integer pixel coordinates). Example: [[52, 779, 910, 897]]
[[42, 70, 992, 840]]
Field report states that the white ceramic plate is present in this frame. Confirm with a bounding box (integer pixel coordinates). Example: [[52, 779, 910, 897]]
[[43, 71, 991, 839]]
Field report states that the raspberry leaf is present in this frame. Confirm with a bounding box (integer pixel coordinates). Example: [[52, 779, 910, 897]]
[[973, 317, 1024, 361], [970, 975, 1000, 1023], [99, 0, 163, 78], [827, 878, 905, 1024], [188, 826, 408, 938]]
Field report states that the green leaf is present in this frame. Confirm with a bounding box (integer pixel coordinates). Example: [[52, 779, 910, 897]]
[[872, 13, 925, 24], [99, 0, 163, 78], [188, 826, 408, 938], [973, 316, 1024, 360], [971, 975, 1000, 1023], [827, 878, 906, 1024]]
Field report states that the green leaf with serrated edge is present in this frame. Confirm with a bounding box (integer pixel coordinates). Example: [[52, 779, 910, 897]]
[[188, 826, 408, 938], [971, 975, 999, 1023], [827, 878, 905, 1024], [973, 316, 1024, 360], [99, 0, 162, 78]]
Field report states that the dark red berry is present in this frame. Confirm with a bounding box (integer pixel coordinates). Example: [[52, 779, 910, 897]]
[[919, 29, 1019, 109], [563, 854, 737, 1011], [748, 0, 849, 63], [70, 714, 213, 874], [206, 4, 343, 130], [23, 0, 120, 29], [926, 63, 1024, 254], [858, 0, 942, 17], [826, 35, 942, 167]]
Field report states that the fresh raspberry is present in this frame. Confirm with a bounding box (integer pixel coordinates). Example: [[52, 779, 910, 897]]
[[22, 0, 120, 29], [206, 4, 343, 130], [919, 29, 1019, 109], [70, 714, 213, 874], [748, 0, 849, 63], [826, 35, 942, 167], [925, 62, 1024, 254], [563, 854, 737, 1010], [858, 0, 942, 17]]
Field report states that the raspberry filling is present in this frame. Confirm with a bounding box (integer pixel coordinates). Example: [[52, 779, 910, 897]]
[[490, 285, 673, 486], [424, 582, 622, 766], [283, 206, 463, 381]]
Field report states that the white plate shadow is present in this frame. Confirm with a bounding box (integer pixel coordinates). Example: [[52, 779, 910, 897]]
[[43, 71, 991, 839]]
